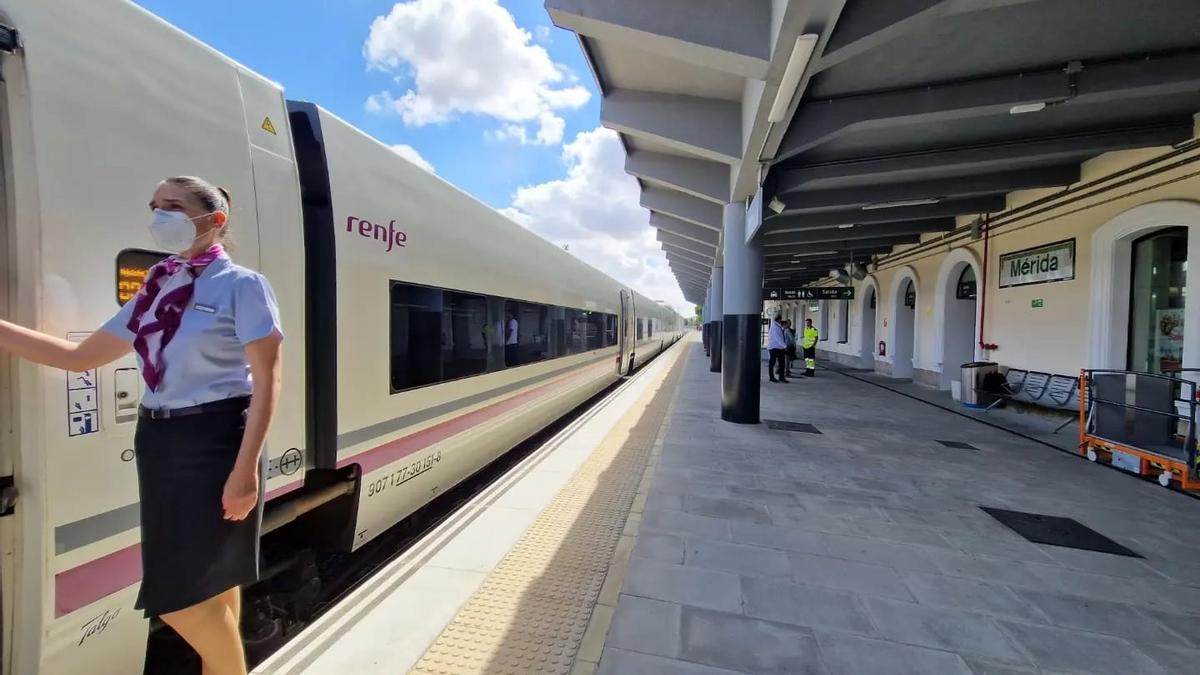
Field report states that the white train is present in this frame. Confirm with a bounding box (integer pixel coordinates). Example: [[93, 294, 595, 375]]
[[0, 2, 684, 672]]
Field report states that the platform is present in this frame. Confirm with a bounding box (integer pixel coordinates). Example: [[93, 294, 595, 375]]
[[605, 342, 1200, 675], [258, 336, 1200, 674]]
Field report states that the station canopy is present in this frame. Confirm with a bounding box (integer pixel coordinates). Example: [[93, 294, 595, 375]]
[[549, 0, 1200, 301]]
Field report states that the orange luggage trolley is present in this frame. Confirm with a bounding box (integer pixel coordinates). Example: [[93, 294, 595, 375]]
[[1079, 369, 1200, 491]]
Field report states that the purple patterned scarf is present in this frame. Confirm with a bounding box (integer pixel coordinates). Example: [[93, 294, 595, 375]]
[[126, 245, 224, 391]]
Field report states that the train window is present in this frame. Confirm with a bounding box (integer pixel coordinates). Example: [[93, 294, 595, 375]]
[[390, 283, 443, 391], [391, 281, 620, 389], [115, 249, 169, 305], [503, 300, 549, 366], [637, 318, 644, 341], [442, 291, 489, 379]]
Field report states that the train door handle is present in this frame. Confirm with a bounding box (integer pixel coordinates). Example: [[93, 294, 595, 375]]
[[114, 368, 140, 423]]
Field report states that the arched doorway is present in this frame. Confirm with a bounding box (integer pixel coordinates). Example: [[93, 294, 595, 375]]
[[1089, 201, 1200, 371], [892, 270, 916, 379], [860, 284, 877, 369], [893, 276, 917, 379], [1128, 227, 1187, 373], [940, 263, 980, 389]]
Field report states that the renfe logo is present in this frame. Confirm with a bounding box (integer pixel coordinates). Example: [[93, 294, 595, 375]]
[[346, 216, 407, 252]]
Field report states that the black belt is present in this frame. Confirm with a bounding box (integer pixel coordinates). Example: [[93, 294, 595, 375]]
[[139, 397, 250, 420]]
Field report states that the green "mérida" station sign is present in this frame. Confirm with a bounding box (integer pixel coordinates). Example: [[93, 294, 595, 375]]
[[999, 238, 1075, 288]]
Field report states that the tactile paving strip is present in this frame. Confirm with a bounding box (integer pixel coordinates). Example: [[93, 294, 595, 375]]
[[411, 348, 687, 675]]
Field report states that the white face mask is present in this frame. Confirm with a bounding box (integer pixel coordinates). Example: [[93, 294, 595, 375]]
[[149, 208, 212, 254]]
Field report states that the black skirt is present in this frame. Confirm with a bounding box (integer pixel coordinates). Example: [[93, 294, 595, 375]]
[[133, 401, 263, 616]]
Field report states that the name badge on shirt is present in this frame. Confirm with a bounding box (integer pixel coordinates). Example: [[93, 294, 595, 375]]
[[193, 303, 217, 314]]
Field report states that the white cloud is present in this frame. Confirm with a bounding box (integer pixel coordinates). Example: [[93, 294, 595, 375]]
[[389, 144, 435, 173], [502, 127, 692, 315], [364, 0, 590, 146], [534, 25, 552, 42]]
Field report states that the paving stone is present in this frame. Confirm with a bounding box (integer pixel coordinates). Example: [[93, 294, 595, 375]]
[[632, 531, 685, 564], [1027, 564, 1179, 612], [997, 620, 1167, 675], [962, 660, 1041, 675], [684, 538, 792, 578], [843, 519, 954, 548], [678, 607, 827, 674], [597, 648, 748, 675], [607, 594, 681, 658], [822, 534, 944, 572], [924, 549, 1050, 590], [755, 476, 829, 497], [864, 597, 1031, 665], [1013, 589, 1190, 647], [683, 494, 772, 524], [939, 529, 1057, 564], [1143, 608, 1200, 647], [729, 521, 831, 555], [788, 552, 915, 601], [645, 490, 686, 513], [622, 558, 742, 613], [722, 485, 805, 507], [900, 571, 1046, 622], [796, 497, 889, 522], [1038, 544, 1166, 580], [741, 577, 875, 634], [641, 509, 732, 540], [1139, 643, 1200, 673], [815, 631, 973, 675]]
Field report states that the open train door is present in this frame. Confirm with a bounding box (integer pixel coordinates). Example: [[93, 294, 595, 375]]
[[0, 42, 10, 674], [618, 290, 633, 375]]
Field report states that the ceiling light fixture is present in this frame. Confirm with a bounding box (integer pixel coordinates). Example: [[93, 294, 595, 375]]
[[862, 198, 941, 211], [768, 197, 787, 214], [837, 223, 854, 229], [768, 34, 820, 123], [1009, 102, 1047, 115]]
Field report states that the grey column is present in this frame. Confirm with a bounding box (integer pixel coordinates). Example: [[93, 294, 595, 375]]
[[709, 266, 724, 372], [702, 283, 712, 356], [721, 200, 763, 424]]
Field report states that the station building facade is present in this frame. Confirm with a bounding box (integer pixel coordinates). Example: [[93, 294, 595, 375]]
[[771, 118, 1200, 393]]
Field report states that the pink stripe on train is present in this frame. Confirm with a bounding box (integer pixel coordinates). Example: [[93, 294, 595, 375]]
[[53, 361, 609, 617]]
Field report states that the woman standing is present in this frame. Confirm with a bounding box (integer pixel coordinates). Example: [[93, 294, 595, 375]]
[[0, 176, 283, 675]]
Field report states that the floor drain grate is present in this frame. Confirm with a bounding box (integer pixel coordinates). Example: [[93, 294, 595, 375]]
[[937, 440, 979, 450], [980, 507, 1142, 558], [764, 420, 821, 434]]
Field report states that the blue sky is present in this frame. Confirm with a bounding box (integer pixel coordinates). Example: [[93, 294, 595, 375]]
[[130, 0, 691, 312], [132, 0, 597, 208]]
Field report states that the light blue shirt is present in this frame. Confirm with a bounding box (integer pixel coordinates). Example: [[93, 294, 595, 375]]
[[103, 254, 282, 410]]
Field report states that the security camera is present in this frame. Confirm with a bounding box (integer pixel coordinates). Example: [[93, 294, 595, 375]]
[[768, 197, 786, 214], [849, 262, 867, 280]]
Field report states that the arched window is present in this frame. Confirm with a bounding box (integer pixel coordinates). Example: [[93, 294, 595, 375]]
[[956, 266, 977, 300], [903, 279, 916, 309]]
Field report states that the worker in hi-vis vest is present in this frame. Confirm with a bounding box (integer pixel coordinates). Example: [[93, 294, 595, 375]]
[[801, 318, 819, 377]]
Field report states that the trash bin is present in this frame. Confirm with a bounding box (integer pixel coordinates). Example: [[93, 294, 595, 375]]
[[960, 362, 998, 408]]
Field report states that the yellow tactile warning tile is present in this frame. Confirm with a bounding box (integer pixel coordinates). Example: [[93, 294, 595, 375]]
[[411, 346, 688, 675]]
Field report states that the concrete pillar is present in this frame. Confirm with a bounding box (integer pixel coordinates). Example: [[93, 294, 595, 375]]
[[721, 201, 763, 424], [702, 283, 711, 355], [709, 266, 724, 373]]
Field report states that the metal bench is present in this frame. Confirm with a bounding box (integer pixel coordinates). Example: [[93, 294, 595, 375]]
[[1012, 371, 1051, 404], [1044, 374, 1081, 431], [982, 369, 1077, 432]]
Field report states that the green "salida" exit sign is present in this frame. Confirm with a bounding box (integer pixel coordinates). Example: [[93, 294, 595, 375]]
[[1032, 298, 1044, 308]]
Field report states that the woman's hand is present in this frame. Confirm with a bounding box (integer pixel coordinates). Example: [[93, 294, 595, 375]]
[[222, 464, 259, 521]]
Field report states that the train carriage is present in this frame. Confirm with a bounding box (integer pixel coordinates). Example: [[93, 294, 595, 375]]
[[0, 1, 682, 673]]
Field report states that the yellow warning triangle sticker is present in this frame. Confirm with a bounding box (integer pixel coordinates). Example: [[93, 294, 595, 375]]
[[261, 116, 277, 135]]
